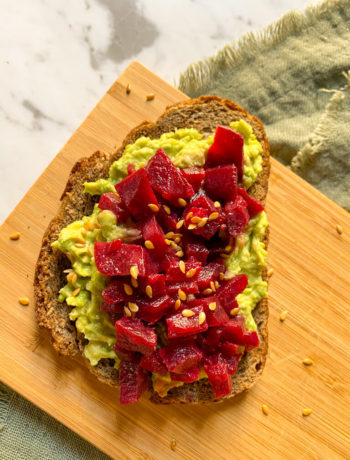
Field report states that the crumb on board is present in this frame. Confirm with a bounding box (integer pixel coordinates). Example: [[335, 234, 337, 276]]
[[302, 408, 312, 416], [303, 358, 314, 366], [336, 224, 343, 235], [280, 310, 288, 322], [170, 439, 176, 451], [9, 232, 20, 240], [262, 404, 269, 415], [18, 297, 29, 306], [146, 93, 155, 101]]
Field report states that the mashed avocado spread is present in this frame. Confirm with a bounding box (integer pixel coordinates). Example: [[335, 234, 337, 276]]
[[53, 119, 267, 372]]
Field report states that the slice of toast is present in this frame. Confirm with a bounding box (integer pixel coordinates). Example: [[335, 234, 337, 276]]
[[34, 96, 270, 403]]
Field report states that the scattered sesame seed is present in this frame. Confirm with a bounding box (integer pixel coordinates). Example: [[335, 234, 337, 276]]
[[171, 241, 180, 250], [225, 245, 232, 252], [191, 216, 201, 224], [148, 203, 159, 213], [303, 358, 314, 366], [214, 281, 219, 289], [178, 289, 187, 301], [75, 237, 86, 244], [214, 201, 221, 208], [66, 272, 74, 283], [146, 93, 155, 101], [163, 205, 171, 215], [124, 284, 133, 296], [219, 272, 225, 280], [18, 297, 29, 306], [170, 439, 176, 451], [202, 288, 213, 295], [230, 307, 240, 316], [197, 217, 208, 228], [188, 224, 196, 230], [178, 198, 187, 207], [209, 302, 216, 311], [88, 247, 94, 257], [146, 285, 153, 299], [130, 265, 138, 279], [126, 83, 131, 94], [72, 288, 80, 297], [302, 408, 312, 416], [81, 228, 87, 236], [63, 269, 73, 274], [124, 306, 132, 317], [10, 232, 21, 240], [182, 309, 195, 317], [71, 273, 78, 285], [131, 277, 138, 288], [186, 268, 197, 278], [185, 212, 193, 221], [198, 311, 206, 325], [128, 302, 139, 313], [174, 237, 181, 244], [262, 404, 269, 415], [66, 253, 72, 262], [280, 310, 288, 321], [165, 239, 172, 245], [267, 268, 274, 277], [174, 299, 181, 310], [145, 240, 155, 250], [176, 220, 184, 229], [75, 243, 86, 248], [179, 260, 186, 274], [165, 232, 175, 239], [220, 253, 229, 259], [176, 250, 184, 258], [208, 212, 219, 221], [336, 224, 343, 235]]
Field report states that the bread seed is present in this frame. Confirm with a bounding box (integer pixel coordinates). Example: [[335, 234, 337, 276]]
[[148, 203, 159, 213], [202, 288, 212, 295], [209, 302, 216, 311], [9, 232, 20, 240], [210, 281, 216, 291], [219, 272, 225, 280], [178, 198, 187, 207], [302, 408, 312, 416], [185, 212, 193, 220], [176, 250, 184, 258], [182, 309, 195, 317], [208, 212, 219, 221], [188, 224, 196, 230], [191, 216, 201, 224], [186, 268, 197, 278], [145, 240, 155, 250], [146, 93, 155, 101], [124, 306, 132, 317], [230, 307, 240, 316], [214, 201, 221, 208], [130, 265, 138, 279], [128, 302, 139, 313], [124, 284, 133, 296], [165, 232, 175, 239], [262, 404, 269, 415], [179, 260, 186, 274], [18, 297, 30, 306], [214, 281, 219, 289], [174, 237, 181, 244], [336, 224, 343, 235], [131, 277, 138, 288], [126, 83, 131, 94], [146, 285, 153, 299], [174, 299, 181, 310], [165, 239, 172, 245], [178, 289, 187, 301], [197, 217, 208, 228], [280, 310, 288, 321], [176, 220, 184, 229], [198, 312, 206, 325], [163, 205, 171, 215], [303, 358, 314, 366]]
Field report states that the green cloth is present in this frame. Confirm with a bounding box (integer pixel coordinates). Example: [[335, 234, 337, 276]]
[[2, 1, 350, 458], [179, 0, 350, 210]]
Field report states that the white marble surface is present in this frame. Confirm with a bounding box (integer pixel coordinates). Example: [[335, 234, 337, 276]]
[[1, 0, 313, 223]]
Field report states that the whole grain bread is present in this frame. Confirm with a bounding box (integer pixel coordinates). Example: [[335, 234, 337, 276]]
[[34, 96, 270, 403]]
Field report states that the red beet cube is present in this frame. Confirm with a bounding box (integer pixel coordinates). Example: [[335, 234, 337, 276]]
[[225, 196, 249, 237], [113, 345, 141, 362], [139, 274, 166, 298], [220, 316, 246, 344], [217, 274, 248, 312], [196, 261, 224, 291], [170, 365, 201, 383], [223, 353, 241, 375], [140, 350, 168, 376], [237, 187, 264, 217], [184, 240, 209, 264], [127, 163, 136, 175], [244, 331, 260, 351], [181, 167, 205, 192], [188, 296, 229, 327], [166, 280, 199, 295], [165, 258, 202, 283], [100, 300, 124, 313], [116, 168, 159, 221], [147, 149, 194, 206], [203, 361, 233, 398], [141, 216, 168, 257], [102, 280, 128, 304], [115, 317, 157, 355], [119, 360, 149, 404], [205, 126, 244, 177], [197, 327, 222, 352], [159, 341, 202, 373], [204, 165, 237, 202], [220, 342, 241, 358], [156, 197, 179, 232], [137, 295, 173, 324], [98, 192, 129, 223], [166, 306, 208, 339]]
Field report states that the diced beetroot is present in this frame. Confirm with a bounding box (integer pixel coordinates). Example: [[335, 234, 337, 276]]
[[140, 349, 168, 376], [166, 306, 208, 339], [113, 345, 141, 362], [170, 365, 200, 383], [115, 317, 157, 355], [107, 311, 123, 324], [204, 165, 237, 202], [196, 261, 224, 291], [137, 295, 173, 324], [116, 168, 159, 221], [139, 274, 166, 298], [119, 360, 149, 404], [181, 167, 205, 192], [161, 249, 180, 272], [156, 198, 179, 232], [102, 280, 128, 304], [141, 216, 168, 257], [98, 192, 129, 223], [94, 242, 151, 277], [165, 258, 202, 283], [203, 360, 233, 398], [127, 163, 136, 175], [225, 196, 249, 237], [220, 316, 246, 344], [159, 341, 202, 373], [166, 280, 199, 295], [184, 240, 209, 264], [217, 274, 248, 312], [244, 331, 260, 351], [197, 327, 222, 352], [205, 126, 244, 177], [188, 297, 229, 327], [237, 187, 264, 217], [100, 300, 124, 313], [220, 342, 241, 358], [147, 149, 194, 205], [224, 353, 241, 375]]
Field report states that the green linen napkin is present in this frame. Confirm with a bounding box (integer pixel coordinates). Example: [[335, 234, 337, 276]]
[[179, 0, 350, 210], [1, 1, 349, 459]]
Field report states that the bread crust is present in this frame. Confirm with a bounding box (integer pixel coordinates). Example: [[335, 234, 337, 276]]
[[34, 96, 270, 403]]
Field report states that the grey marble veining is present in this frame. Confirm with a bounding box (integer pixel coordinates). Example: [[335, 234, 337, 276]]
[[0, 0, 313, 222]]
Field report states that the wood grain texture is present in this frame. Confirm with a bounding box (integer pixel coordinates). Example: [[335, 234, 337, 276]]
[[1, 61, 350, 459]]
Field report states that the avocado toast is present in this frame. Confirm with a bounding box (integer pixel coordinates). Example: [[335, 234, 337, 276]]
[[34, 96, 270, 404]]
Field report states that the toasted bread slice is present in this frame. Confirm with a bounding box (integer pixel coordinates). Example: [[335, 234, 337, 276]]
[[34, 96, 270, 403]]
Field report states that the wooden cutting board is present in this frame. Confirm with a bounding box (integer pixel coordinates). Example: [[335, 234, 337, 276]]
[[1, 62, 349, 460]]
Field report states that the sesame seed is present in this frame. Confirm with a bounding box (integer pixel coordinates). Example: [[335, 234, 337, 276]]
[[176, 250, 184, 258], [197, 217, 208, 228], [63, 269, 73, 274], [130, 265, 138, 279], [124, 284, 133, 296], [214, 281, 219, 289], [336, 224, 343, 235], [170, 439, 176, 451], [124, 306, 132, 317], [262, 404, 269, 415], [146, 93, 155, 101], [72, 288, 80, 297], [303, 358, 314, 366], [208, 212, 219, 221], [302, 408, 312, 416], [191, 216, 201, 224], [179, 260, 186, 274], [219, 272, 225, 280], [186, 268, 197, 278], [81, 228, 87, 236], [71, 273, 78, 285], [66, 253, 72, 261], [214, 201, 221, 208], [174, 299, 181, 310], [280, 310, 288, 321], [148, 203, 159, 213], [88, 247, 94, 257], [174, 237, 181, 244], [128, 302, 139, 313], [75, 243, 86, 248], [220, 253, 229, 259], [165, 239, 172, 246], [188, 224, 196, 230], [146, 285, 153, 299], [66, 272, 74, 283], [209, 302, 216, 311], [185, 212, 193, 221], [182, 309, 195, 317], [18, 297, 29, 306], [165, 232, 175, 239], [145, 240, 155, 250], [75, 237, 86, 244], [198, 311, 206, 325], [9, 232, 21, 240], [202, 288, 213, 295], [176, 220, 184, 229], [210, 281, 216, 292], [178, 198, 187, 207], [230, 307, 240, 316], [225, 245, 232, 252], [163, 205, 171, 215], [171, 241, 179, 250], [178, 289, 187, 301], [267, 268, 274, 277], [131, 277, 138, 288], [126, 83, 131, 94]]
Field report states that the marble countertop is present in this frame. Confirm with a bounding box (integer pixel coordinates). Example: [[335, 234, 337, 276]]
[[1, 0, 313, 223]]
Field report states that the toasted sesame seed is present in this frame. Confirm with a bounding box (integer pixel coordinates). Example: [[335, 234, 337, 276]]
[[165, 232, 175, 239], [280, 310, 288, 321], [174, 299, 181, 310], [302, 408, 312, 416], [214, 201, 221, 208], [81, 228, 87, 236], [214, 281, 219, 289], [145, 240, 155, 250], [10, 232, 21, 240], [146, 285, 153, 299], [83, 221, 91, 230], [128, 302, 139, 313], [124, 306, 132, 317], [75, 243, 86, 248], [126, 83, 131, 94], [66, 253, 72, 261], [209, 302, 217, 311], [303, 358, 314, 366], [170, 439, 176, 451], [219, 272, 225, 280], [262, 404, 269, 415], [178, 289, 187, 301], [267, 268, 274, 277], [208, 212, 219, 221], [18, 297, 29, 306], [171, 241, 180, 250], [191, 216, 201, 224], [88, 247, 94, 257], [72, 288, 80, 297], [202, 288, 213, 295], [178, 198, 187, 207], [146, 93, 155, 101], [131, 277, 138, 288], [188, 224, 196, 230], [225, 245, 232, 252], [186, 268, 197, 278], [66, 272, 74, 283], [198, 311, 206, 325], [148, 203, 159, 213], [176, 220, 184, 229], [165, 239, 172, 246], [63, 269, 73, 274], [210, 281, 216, 292], [75, 237, 86, 244], [185, 211, 193, 221], [93, 221, 101, 229], [71, 272, 78, 285], [220, 253, 229, 259], [336, 224, 343, 235], [176, 250, 184, 258], [197, 217, 208, 228], [174, 237, 181, 244], [163, 205, 171, 215], [124, 284, 133, 296], [230, 307, 240, 316], [130, 265, 138, 279], [182, 309, 195, 317], [179, 260, 186, 274]]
